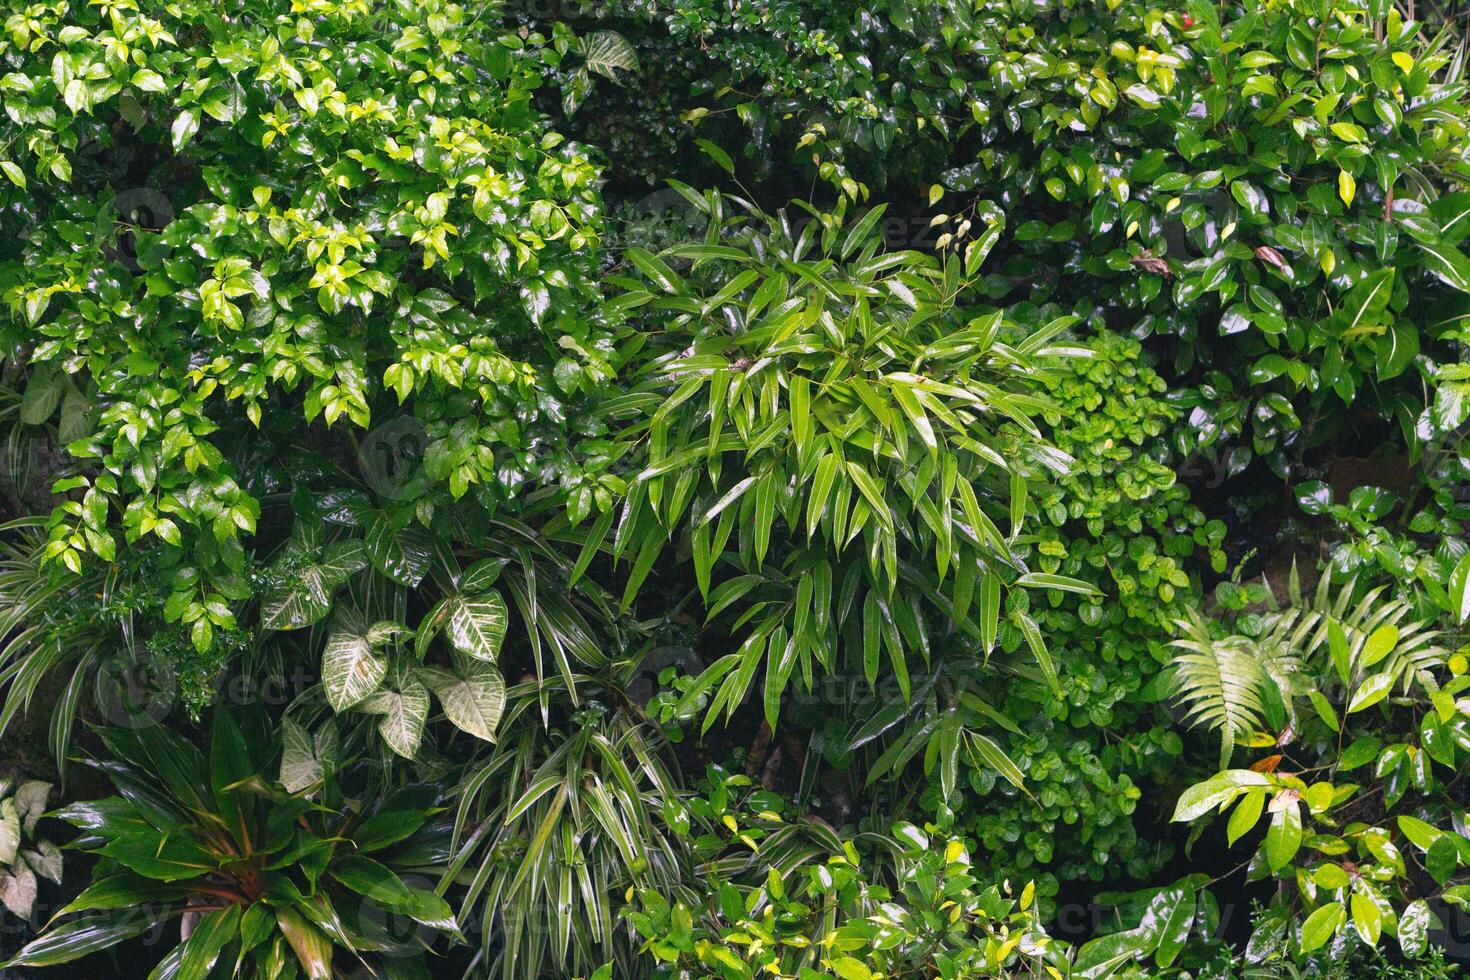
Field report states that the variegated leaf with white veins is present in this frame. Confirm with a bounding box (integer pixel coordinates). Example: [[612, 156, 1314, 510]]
[[358, 676, 430, 760], [419, 665, 506, 741], [442, 592, 509, 662], [321, 612, 401, 711], [261, 539, 368, 630]]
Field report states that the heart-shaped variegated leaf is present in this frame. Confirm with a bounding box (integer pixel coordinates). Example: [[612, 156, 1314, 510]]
[[420, 665, 506, 742], [321, 612, 400, 712], [358, 677, 430, 760], [279, 718, 321, 794], [364, 512, 432, 587], [0, 863, 37, 918], [425, 591, 508, 662], [261, 539, 368, 631], [22, 841, 62, 884], [13, 781, 50, 835], [0, 798, 19, 865]]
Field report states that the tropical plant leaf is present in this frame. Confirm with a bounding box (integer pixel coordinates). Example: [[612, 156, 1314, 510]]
[[580, 31, 639, 80], [0, 799, 17, 865], [2, 911, 156, 967], [364, 513, 433, 587], [321, 611, 398, 711], [441, 592, 509, 662], [261, 539, 367, 631], [13, 780, 50, 834], [420, 665, 506, 742], [0, 863, 36, 918], [359, 676, 431, 759], [1169, 615, 1270, 766], [279, 718, 328, 793]]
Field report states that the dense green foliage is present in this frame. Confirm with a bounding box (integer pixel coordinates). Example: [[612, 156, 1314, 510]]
[[1, 0, 1470, 976]]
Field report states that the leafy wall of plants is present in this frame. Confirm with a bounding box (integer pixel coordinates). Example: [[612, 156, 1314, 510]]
[[0, 0, 1469, 977]]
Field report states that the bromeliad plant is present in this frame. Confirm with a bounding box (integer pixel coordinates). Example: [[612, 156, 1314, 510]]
[[4, 704, 459, 977], [1168, 557, 1470, 962]]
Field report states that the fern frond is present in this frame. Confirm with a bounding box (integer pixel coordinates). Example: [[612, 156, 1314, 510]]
[[1255, 608, 1307, 696], [1169, 615, 1269, 767]]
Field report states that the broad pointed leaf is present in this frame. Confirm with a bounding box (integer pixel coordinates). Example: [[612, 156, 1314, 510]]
[[419, 666, 506, 742]]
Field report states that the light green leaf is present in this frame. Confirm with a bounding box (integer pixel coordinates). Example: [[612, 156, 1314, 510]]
[[1226, 789, 1265, 846], [1350, 890, 1382, 946], [1300, 902, 1344, 953], [279, 718, 325, 793], [21, 841, 62, 884], [13, 781, 50, 834], [1172, 770, 1271, 822], [321, 613, 395, 711], [171, 109, 199, 151], [358, 677, 430, 759], [0, 865, 36, 919], [419, 665, 506, 741], [1450, 552, 1470, 625], [966, 732, 1026, 793], [1361, 624, 1398, 666], [1347, 672, 1393, 713], [0, 799, 18, 865], [1266, 798, 1303, 872]]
